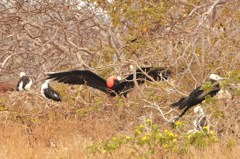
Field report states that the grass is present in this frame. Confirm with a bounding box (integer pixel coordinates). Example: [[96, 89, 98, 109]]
[[0, 83, 239, 159]]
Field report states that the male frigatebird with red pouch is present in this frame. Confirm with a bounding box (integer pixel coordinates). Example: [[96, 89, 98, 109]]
[[47, 67, 171, 97]]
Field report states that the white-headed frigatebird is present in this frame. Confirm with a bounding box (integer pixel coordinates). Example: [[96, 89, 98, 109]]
[[16, 72, 33, 91], [171, 74, 226, 121]]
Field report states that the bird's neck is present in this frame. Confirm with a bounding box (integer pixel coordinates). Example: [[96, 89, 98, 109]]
[[210, 79, 216, 83], [210, 79, 220, 86], [111, 80, 120, 89], [41, 83, 49, 89]]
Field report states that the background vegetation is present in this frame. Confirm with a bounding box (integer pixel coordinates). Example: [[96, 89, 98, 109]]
[[0, 0, 239, 158]]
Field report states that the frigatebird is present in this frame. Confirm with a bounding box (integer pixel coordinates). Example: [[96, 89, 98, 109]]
[[171, 74, 225, 121], [16, 72, 33, 91], [46, 67, 171, 97], [41, 80, 61, 101]]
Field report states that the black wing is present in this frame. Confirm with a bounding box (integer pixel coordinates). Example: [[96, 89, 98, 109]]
[[115, 67, 171, 96], [125, 67, 171, 82], [171, 97, 188, 107], [172, 81, 221, 109], [179, 86, 204, 110], [172, 83, 221, 121], [171, 85, 213, 110], [141, 67, 172, 81], [44, 86, 61, 101], [171, 87, 204, 121], [47, 70, 109, 94], [181, 83, 221, 110]]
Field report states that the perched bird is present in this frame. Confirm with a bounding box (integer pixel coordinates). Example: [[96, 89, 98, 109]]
[[46, 67, 171, 97], [16, 72, 33, 91], [41, 80, 61, 101], [171, 74, 225, 121]]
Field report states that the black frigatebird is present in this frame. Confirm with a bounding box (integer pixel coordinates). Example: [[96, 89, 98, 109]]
[[46, 67, 171, 97]]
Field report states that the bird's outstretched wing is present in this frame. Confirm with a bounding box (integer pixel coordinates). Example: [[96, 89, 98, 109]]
[[141, 67, 172, 81], [126, 67, 171, 82], [47, 70, 109, 93], [115, 67, 171, 96]]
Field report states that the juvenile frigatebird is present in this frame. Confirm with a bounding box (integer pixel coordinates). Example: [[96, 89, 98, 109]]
[[16, 72, 33, 91], [171, 74, 225, 121], [41, 80, 61, 101]]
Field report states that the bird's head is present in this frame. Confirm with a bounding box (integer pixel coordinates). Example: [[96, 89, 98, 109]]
[[45, 79, 52, 84], [129, 65, 134, 72], [20, 72, 26, 77], [106, 76, 121, 89], [209, 74, 226, 81]]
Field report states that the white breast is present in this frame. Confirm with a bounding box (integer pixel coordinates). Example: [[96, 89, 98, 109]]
[[18, 81, 24, 91], [24, 78, 33, 91]]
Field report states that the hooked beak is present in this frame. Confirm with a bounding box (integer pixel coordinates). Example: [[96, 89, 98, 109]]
[[117, 76, 122, 81], [219, 77, 227, 81]]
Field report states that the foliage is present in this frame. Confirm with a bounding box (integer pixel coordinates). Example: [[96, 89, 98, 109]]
[[0, 97, 9, 111], [87, 119, 219, 157]]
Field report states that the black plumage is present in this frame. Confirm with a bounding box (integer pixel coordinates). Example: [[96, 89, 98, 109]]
[[47, 67, 171, 97], [115, 67, 171, 96], [44, 86, 61, 101], [41, 80, 61, 101], [47, 70, 110, 94], [171, 74, 225, 121]]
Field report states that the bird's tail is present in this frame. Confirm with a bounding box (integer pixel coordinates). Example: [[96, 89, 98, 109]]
[[171, 97, 188, 110]]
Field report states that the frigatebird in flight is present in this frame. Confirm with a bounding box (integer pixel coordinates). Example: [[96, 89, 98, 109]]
[[47, 67, 171, 97]]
